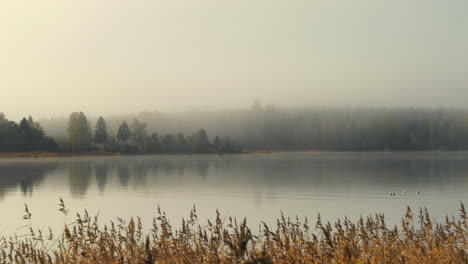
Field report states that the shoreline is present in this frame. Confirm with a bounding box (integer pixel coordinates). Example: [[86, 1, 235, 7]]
[[241, 149, 324, 154], [0, 150, 319, 158], [0, 151, 122, 158], [1, 149, 465, 159]]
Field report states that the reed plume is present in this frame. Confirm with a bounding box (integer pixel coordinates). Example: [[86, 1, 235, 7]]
[[0, 200, 466, 264]]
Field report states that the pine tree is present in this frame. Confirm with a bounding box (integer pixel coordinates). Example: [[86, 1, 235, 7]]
[[191, 129, 211, 153], [94, 116, 108, 152], [117, 121, 131, 152]]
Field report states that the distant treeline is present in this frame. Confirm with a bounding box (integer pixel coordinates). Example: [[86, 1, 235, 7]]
[[236, 106, 468, 151], [0, 114, 57, 152], [4, 105, 468, 153], [58, 112, 241, 154], [39, 104, 468, 151], [0, 112, 240, 154]]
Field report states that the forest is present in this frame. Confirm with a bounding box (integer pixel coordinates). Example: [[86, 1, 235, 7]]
[[0, 114, 57, 152], [41, 104, 468, 151], [2, 105, 468, 153], [0, 112, 241, 154], [61, 112, 241, 154]]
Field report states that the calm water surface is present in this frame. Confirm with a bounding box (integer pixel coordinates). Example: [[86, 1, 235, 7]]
[[0, 152, 467, 234]]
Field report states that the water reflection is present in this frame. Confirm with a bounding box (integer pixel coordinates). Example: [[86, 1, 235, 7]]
[[0, 161, 57, 198], [67, 162, 93, 198], [117, 165, 130, 187], [0, 152, 466, 215], [94, 161, 109, 193]]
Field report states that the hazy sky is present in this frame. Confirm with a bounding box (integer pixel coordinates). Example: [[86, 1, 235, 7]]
[[1, 1, 467, 120]]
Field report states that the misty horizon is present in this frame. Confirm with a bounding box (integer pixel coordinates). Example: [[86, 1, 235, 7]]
[[0, 2, 467, 262], [2, 103, 468, 122], [1, 1, 468, 120]]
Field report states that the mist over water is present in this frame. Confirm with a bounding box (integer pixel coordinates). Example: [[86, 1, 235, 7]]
[[0, 152, 466, 233]]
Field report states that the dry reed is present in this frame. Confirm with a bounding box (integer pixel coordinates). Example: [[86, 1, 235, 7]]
[[0, 199, 466, 264]]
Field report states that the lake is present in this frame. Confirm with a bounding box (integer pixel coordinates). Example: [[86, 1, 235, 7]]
[[0, 152, 467, 235]]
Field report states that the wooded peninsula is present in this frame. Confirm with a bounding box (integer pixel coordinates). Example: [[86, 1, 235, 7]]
[[0, 112, 241, 155]]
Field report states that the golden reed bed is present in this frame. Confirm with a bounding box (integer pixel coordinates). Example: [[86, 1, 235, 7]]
[[1, 200, 466, 264]]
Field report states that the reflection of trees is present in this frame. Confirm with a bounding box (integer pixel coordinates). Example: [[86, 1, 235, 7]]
[[2, 153, 465, 203], [196, 162, 209, 179], [118, 165, 130, 187], [176, 163, 185, 176], [243, 153, 468, 187], [131, 161, 149, 188], [161, 162, 176, 176], [67, 162, 93, 198], [94, 162, 109, 193], [0, 162, 57, 199]]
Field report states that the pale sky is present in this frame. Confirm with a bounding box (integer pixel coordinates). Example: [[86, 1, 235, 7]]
[[1, 0, 467, 120]]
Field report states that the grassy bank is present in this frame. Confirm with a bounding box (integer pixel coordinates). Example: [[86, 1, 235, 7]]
[[0, 151, 122, 158], [2, 202, 466, 264]]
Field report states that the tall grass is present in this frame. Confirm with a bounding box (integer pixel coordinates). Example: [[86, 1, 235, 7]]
[[1, 200, 466, 263]]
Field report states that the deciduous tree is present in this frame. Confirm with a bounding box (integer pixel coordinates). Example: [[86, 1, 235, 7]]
[[67, 112, 92, 152]]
